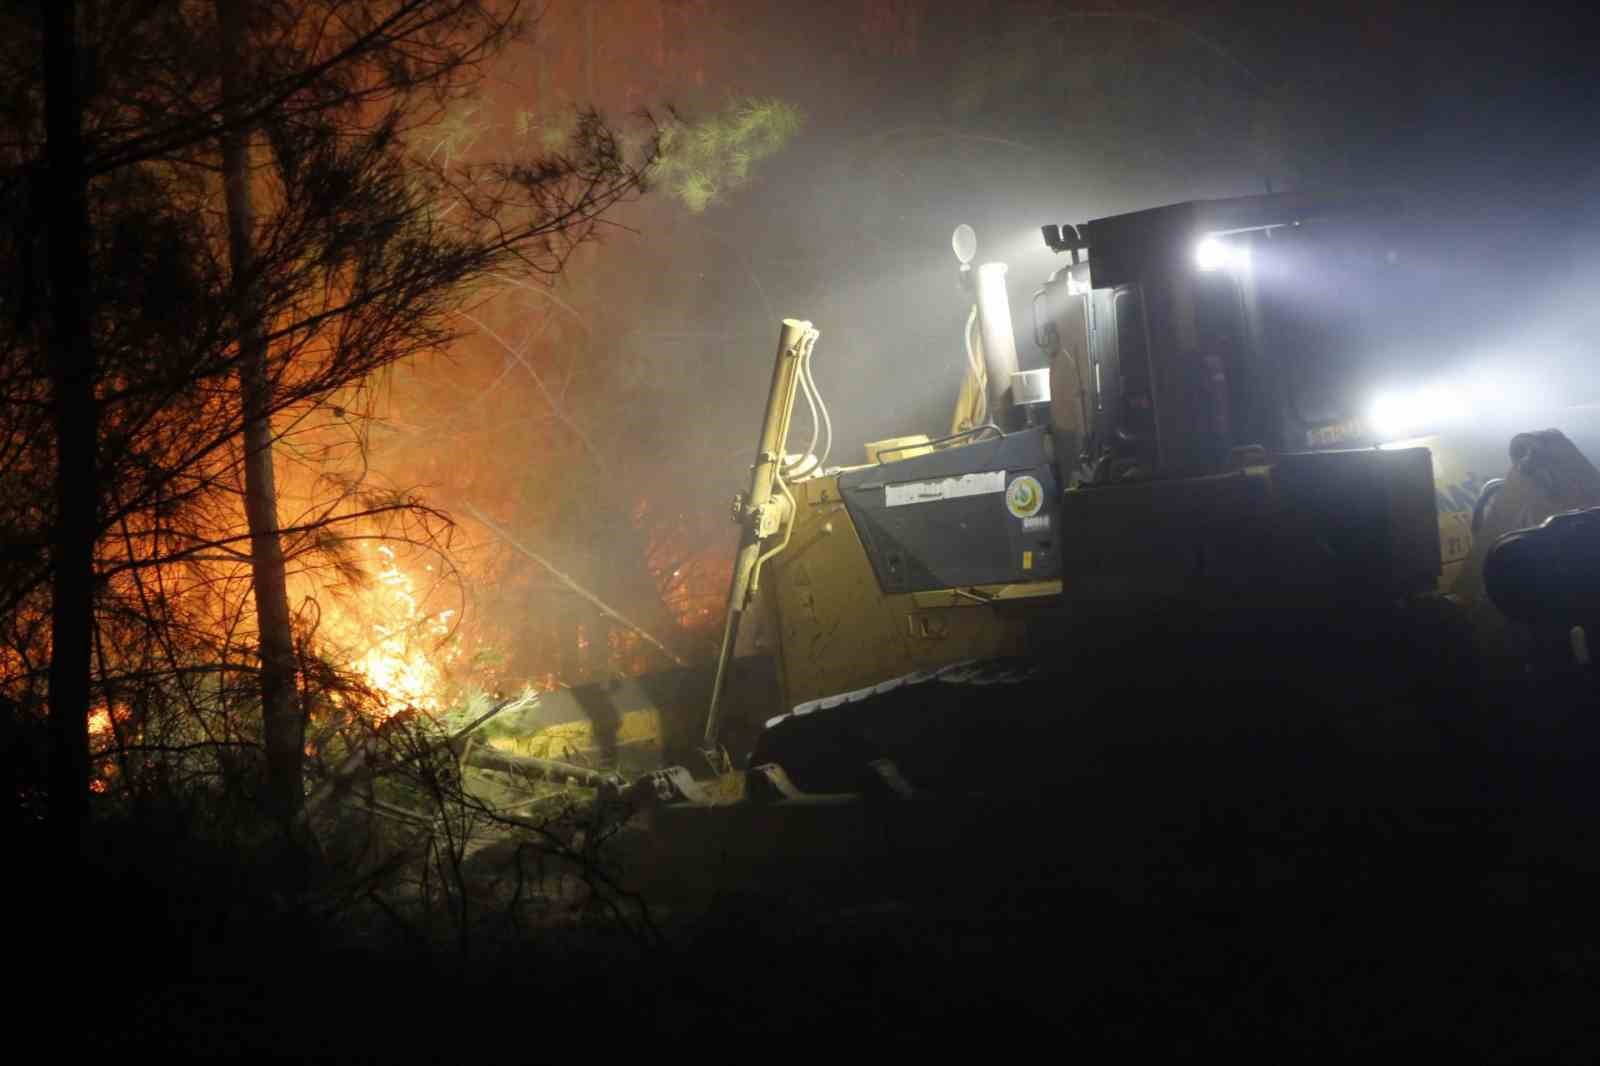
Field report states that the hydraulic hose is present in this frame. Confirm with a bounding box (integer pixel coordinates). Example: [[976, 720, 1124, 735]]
[[804, 335, 833, 471], [963, 305, 988, 427], [785, 343, 820, 476]]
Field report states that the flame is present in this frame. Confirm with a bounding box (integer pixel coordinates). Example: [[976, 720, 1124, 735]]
[[88, 703, 132, 737], [322, 544, 462, 716]]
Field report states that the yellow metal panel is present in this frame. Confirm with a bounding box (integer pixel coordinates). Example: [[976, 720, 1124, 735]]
[[767, 476, 912, 708], [766, 475, 1035, 709], [901, 597, 1030, 674], [864, 435, 933, 463], [803, 478, 841, 505], [909, 581, 1062, 609], [1416, 432, 1492, 594], [494, 708, 663, 762]]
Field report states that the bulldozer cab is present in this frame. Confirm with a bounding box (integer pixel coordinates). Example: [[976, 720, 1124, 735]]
[[1038, 192, 1415, 486], [1032, 193, 1442, 593]]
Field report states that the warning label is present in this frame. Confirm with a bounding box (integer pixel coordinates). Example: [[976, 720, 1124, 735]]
[[884, 470, 1006, 508]]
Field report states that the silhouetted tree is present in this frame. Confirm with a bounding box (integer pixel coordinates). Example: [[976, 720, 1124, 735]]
[[40, 0, 96, 837], [0, 0, 654, 828]]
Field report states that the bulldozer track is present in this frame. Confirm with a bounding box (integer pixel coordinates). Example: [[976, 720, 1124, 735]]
[[611, 655, 1051, 809]]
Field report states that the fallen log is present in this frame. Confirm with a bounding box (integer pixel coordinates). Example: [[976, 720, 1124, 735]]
[[457, 742, 623, 794], [297, 693, 535, 828]]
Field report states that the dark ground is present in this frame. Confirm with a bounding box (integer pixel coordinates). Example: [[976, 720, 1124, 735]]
[[50, 782, 1600, 1060], [27, 610, 1600, 1060]]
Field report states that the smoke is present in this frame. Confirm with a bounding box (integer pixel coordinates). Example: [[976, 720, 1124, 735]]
[[353, 1, 1600, 684]]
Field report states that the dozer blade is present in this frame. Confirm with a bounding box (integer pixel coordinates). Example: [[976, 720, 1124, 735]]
[[485, 654, 780, 785]]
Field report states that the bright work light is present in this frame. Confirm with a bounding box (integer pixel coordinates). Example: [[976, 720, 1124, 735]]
[[1368, 386, 1468, 441], [1194, 236, 1250, 273]]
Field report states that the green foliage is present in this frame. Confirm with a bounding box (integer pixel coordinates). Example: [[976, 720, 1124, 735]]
[[654, 98, 803, 213], [512, 92, 589, 157], [530, 104, 579, 154], [436, 686, 500, 735], [425, 101, 491, 167]]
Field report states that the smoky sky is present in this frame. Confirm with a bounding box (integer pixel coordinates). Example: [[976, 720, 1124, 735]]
[[620, 1, 1598, 478], [406, 0, 1600, 578], [356, 0, 1600, 673]]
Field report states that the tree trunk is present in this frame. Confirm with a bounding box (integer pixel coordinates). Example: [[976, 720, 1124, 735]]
[[216, 0, 303, 821], [43, 0, 95, 836]]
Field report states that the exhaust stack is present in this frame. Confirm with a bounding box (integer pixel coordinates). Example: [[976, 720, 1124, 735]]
[[974, 261, 1020, 426]]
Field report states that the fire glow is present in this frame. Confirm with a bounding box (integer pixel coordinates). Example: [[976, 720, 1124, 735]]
[[328, 544, 460, 716]]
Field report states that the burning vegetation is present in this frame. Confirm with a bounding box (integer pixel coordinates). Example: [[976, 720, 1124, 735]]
[[1, 0, 758, 827]]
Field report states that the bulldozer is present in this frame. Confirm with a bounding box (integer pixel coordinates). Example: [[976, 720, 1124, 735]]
[[485, 190, 1600, 808]]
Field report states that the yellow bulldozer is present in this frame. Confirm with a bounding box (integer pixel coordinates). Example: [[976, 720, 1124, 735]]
[[487, 190, 1600, 807]]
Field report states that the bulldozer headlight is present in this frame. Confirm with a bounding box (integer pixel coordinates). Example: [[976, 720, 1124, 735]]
[[1194, 236, 1250, 273], [1368, 386, 1466, 441]]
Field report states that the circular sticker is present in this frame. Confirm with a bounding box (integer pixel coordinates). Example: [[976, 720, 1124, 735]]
[[1005, 475, 1043, 519]]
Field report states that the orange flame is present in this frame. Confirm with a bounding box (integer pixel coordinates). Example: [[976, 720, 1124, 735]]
[[320, 544, 461, 716], [88, 703, 132, 737]]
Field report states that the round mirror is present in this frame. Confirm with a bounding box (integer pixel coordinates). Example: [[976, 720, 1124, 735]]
[[951, 224, 977, 265]]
